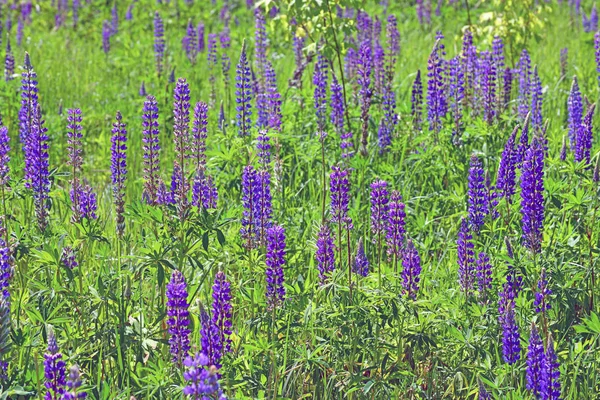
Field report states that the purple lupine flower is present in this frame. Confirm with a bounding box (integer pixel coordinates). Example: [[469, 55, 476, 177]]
[[316, 224, 336, 284], [401, 239, 421, 300], [139, 81, 147, 97], [154, 12, 165, 75], [448, 56, 464, 141], [520, 135, 545, 253], [4, 37, 14, 82], [102, 20, 110, 53], [479, 51, 497, 124], [166, 270, 191, 366], [460, 30, 477, 106], [379, 81, 396, 153], [256, 130, 271, 167], [182, 353, 225, 399], [60, 246, 78, 270], [501, 300, 520, 365], [28, 104, 50, 232], [290, 34, 306, 88], [212, 271, 232, 354], [0, 126, 9, 189], [373, 35, 385, 97], [44, 331, 66, 399], [498, 265, 523, 318], [184, 20, 198, 64], [313, 53, 328, 132], [111, 111, 127, 237], [411, 70, 423, 131], [560, 48, 568, 79], [20, 53, 39, 183], [16, 16, 23, 47], [357, 39, 373, 156], [330, 74, 344, 135], [517, 49, 532, 123], [173, 78, 191, 216], [199, 306, 221, 368], [457, 218, 475, 296], [526, 323, 544, 397], [595, 32, 600, 91], [530, 66, 543, 132], [353, 237, 369, 277], [560, 136, 568, 162], [207, 33, 218, 107], [142, 95, 161, 205], [575, 104, 596, 164], [236, 43, 253, 137], [478, 380, 492, 400], [197, 22, 205, 52], [125, 3, 133, 21], [467, 154, 488, 233], [567, 76, 582, 149], [340, 131, 354, 159], [385, 14, 400, 80], [265, 61, 281, 131], [492, 36, 505, 112], [534, 268, 552, 313], [0, 238, 10, 300], [427, 39, 446, 134], [541, 335, 561, 400], [77, 184, 97, 220], [265, 225, 286, 309], [63, 365, 87, 400], [241, 165, 260, 248], [330, 166, 351, 226], [110, 3, 118, 35], [192, 173, 218, 210], [476, 252, 492, 299], [370, 180, 389, 238], [386, 190, 406, 263], [192, 101, 208, 172], [254, 8, 267, 74]]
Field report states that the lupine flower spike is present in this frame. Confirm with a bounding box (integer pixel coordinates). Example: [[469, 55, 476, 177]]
[[111, 111, 128, 237]]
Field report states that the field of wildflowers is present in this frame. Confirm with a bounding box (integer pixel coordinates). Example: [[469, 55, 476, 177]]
[[0, 0, 599, 399]]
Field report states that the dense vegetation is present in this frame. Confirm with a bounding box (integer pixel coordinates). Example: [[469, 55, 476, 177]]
[[0, 0, 599, 399]]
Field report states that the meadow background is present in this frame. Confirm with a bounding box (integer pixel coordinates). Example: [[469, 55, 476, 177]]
[[0, 0, 599, 399]]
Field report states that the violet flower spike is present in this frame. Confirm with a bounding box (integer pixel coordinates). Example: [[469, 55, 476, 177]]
[[240, 165, 260, 249], [457, 218, 475, 296], [526, 323, 544, 397], [212, 271, 233, 354], [142, 95, 161, 205], [534, 268, 552, 313], [110, 111, 128, 237], [401, 239, 421, 300], [166, 270, 191, 366], [235, 42, 253, 137], [411, 70, 423, 131], [44, 331, 66, 399], [541, 335, 561, 400], [265, 225, 286, 310], [316, 224, 336, 284], [353, 237, 369, 277], [467, 154, 488, 233], [4, 37, 14, 82], [476, 252, 492, 300], [520, 135, 545, 254], [501, 300, 520, 365], [182, 352, 225, 399], [154, 11, 165, 75], [173, 78, 191, 217], [63, 364, 87, 400]]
